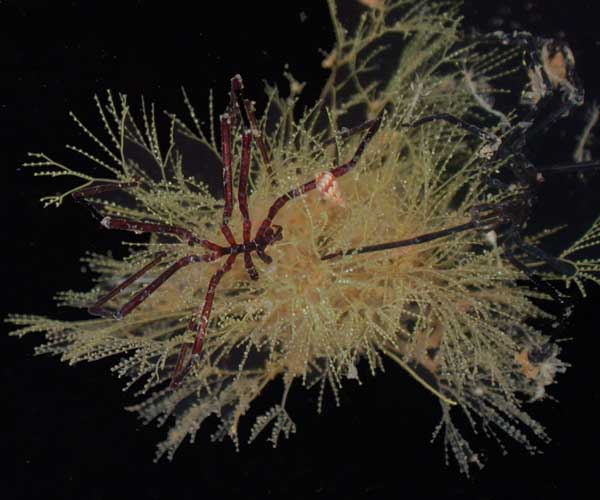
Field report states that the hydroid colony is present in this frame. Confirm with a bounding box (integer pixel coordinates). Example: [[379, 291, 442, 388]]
[[8, 0, 600, 473]]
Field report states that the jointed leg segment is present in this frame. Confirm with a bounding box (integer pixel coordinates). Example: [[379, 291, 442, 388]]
[[170, 253, 238, 387]]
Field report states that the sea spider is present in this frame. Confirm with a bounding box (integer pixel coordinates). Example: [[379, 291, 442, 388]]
[[72, 74, 386, 388]]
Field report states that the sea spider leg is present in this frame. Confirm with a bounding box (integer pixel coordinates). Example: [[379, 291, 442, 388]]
[[255, 113, 383, 241], [230, 75, 271, 162], [170, 253, 237, 388], [101, 252, 221, 320], [514, 236, 576, 276], [72, 178, 207, 245], [322, 117, 381, 165], [99, 217, 209, 246], [71, 178, 140, 200], [88, 251, 168, 317], [321, 212, 501, 261], [228, 74, 272, 176], [226, 75, 241, 129], [243, 99, 271, 167], [219, 112, 236, 246], [401, 113, 500, 147], [238, 129, 259, 280], [503, 236, 567, 303], [322, 118, 382, 147]]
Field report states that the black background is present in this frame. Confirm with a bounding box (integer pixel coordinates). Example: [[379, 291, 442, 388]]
[[2, 1, 600, 499]]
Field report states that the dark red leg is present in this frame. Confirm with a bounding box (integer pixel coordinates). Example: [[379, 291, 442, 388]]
[[231, 74, 272, 171], [503, 242, 567, 304], [256, 114, 383, 240], [170, 343, 193, 388], [95, 253, 219, 320], [72, 179, 209, 246], [228, 74, 244, 129], [319, 198, 516, 260], [321, 118, 381, 147], [89, 251, 168, 317], [238, 129, 259, 280], [170, 253, 237, 388], [219, 113, 237, 246], [71, 178, 140, 200], [320, 221, 483, 261], [322, 117, 382, 164], [98, 216, 210, 246], [243, 99, 271, 169]]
